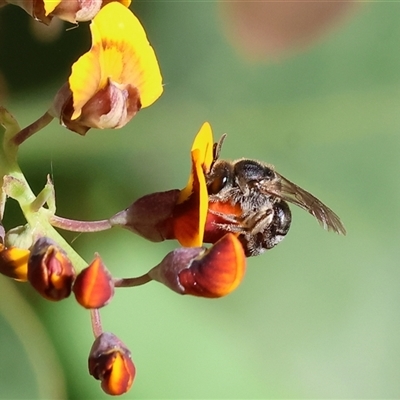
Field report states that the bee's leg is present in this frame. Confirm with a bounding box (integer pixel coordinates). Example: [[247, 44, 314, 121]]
[[208, 209, 250, 234], [212, 222, 248, 235], [208, 208, 239, 224], [246, 209, 274, 235]]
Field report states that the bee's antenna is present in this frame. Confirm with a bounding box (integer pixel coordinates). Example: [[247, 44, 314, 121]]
[[213, 133, 227, 161]]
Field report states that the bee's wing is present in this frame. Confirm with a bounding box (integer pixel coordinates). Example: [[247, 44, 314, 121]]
[[263, 174, 346, 235]]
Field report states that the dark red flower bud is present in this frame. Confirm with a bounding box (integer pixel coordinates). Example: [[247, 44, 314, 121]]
[[148, 233, 246, 298], [27, 237, 75, 301], [73, 255, 114, 309], [88, 332, 136, 396]]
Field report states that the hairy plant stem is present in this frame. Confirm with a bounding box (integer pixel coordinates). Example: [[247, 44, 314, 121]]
[[50, 215, 112, 232], [90, 309, 103, 338], [12, 111, 54, 146], [113, 273, 152, 288]]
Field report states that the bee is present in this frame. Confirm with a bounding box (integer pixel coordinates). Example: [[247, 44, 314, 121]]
[[205, 135, 346, 257]]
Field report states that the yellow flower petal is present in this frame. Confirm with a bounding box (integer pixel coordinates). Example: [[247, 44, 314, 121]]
[[173, 122, 214, 247], [69, 2, 162, 120], [43, 0, 61, 15], [178, 121, 213, 203]]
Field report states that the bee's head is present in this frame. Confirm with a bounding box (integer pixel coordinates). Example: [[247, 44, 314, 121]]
[[233, 160, 276, 194], [206, 160, 234, 195]]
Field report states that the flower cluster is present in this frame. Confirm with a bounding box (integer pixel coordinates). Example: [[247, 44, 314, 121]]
[[0, 0, 348, 394], [0, 3, 248, 396]]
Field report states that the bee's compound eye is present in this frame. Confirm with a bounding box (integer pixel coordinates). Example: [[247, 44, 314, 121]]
[[208, 173, 229, 195]]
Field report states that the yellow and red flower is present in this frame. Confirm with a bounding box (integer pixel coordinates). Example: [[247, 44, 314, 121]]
[[110, 122, 247, 297], [50, 2, 163, 134], [111, 121, 241, 248], [109, 122, 214, 246], [149, 233, 246, 298]]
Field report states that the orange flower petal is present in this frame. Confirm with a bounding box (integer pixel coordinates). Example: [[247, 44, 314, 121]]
[[149, 233, 246, 298], [173, 122, 214, 247], [179, 233, 246, 298], [69, 2, 162, 121], [103, 352, 135, 396]]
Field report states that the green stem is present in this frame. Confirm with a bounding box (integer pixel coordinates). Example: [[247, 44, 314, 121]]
[[0, 108, 87, 271]]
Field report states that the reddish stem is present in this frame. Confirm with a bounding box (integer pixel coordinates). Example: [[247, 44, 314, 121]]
[[50, 215, 112, 232], [113, 273, 152, 288], [13, 111, 54, 146], [90, 309, 103, 338]]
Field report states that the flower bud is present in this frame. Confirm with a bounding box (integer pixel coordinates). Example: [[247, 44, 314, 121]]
[[73, 255, 114, 309], [27, 237, 76, 301], [88, 332, 135, 396], [149, 233, 246, 298], [0, 244, 29, 281]]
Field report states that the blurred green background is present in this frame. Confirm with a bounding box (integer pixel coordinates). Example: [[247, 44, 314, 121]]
[[1, 1, 400, 399]]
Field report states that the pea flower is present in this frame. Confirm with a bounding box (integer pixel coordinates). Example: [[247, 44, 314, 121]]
[[88, 332, 136, 396], [50, 2, 163, 135], [148, 233, 246, 298], [2, 0, 131, 25], [110, 122, 214, 247]]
